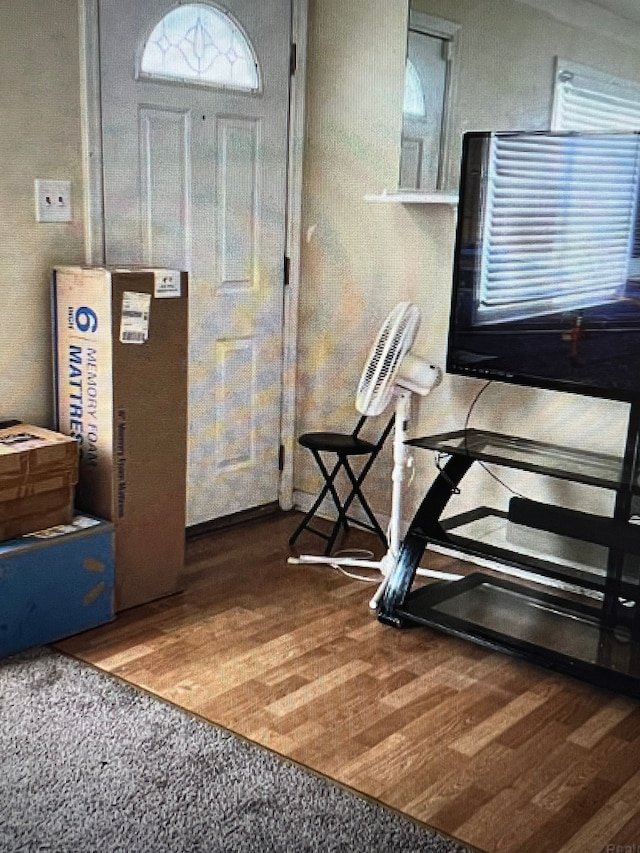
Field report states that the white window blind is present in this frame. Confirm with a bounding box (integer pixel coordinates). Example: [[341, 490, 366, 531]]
[[552, 59, 640, 278], [474, 61, 640, 326], [552, 60, 640, 132], [476, 133, 640, 326]]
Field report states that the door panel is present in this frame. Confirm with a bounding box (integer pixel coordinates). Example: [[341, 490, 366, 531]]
[[217, 117, 258, 289], [139, 106, 192, 267], [98, 0, 291, 525]]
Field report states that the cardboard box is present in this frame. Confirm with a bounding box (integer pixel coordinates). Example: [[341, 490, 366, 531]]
[[52, 266, 188, 611], [0, 424, 78, 540], [0, 515, 115, 658]]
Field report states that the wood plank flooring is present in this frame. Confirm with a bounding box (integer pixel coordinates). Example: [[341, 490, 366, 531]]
[[56, 512, 640, 853]]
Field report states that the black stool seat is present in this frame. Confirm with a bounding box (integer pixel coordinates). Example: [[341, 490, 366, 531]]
[[290, 414, 394, 555], [298, 432, 377, 454]]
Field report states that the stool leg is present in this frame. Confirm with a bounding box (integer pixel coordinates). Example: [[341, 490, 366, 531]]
[[288, 482, 331, 545], [288, 452, 346, 551], [341, 458, 388, 545], [312, 451, 350, 554]]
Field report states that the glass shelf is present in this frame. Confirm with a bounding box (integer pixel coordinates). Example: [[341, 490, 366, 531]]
[[407, 428, 633, 491], [396, 574, 640, 696], [434, 507, 640, 598]]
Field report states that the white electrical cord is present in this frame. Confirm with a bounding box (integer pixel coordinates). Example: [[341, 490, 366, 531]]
[[329, 549, 381, 582]]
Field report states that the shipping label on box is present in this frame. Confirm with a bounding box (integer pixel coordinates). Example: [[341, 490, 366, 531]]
[[152, 269, 181, 298], [119, 291, 151, 343], [113, 268, 181, 299]]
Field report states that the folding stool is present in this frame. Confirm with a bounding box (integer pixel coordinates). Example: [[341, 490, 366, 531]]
[[289, 414, 395, 555]]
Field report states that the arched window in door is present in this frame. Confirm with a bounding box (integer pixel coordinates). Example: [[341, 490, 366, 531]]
[[139, 3, 260, 92]]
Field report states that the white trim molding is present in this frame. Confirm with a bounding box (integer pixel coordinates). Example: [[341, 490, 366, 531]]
[[78, 0, 105, 264], [279, 0, 308, 511]]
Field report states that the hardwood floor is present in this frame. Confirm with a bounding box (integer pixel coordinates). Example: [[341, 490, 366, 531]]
[[56, 512, 640, 853]]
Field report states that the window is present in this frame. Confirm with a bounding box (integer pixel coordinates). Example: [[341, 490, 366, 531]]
[[551, 59, 640, 132], [475, 133, 640, 326], [139, 3, 260, 92], [399, 13, 458, 192], [552, 60, 640, 280], [472, 62, 640, 328]]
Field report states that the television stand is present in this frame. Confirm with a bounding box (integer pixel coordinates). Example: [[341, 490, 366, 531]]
[[378, 404, 640, 697]]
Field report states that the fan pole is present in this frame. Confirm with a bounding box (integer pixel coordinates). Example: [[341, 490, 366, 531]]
[[367, 389, 411, 609], [385, 391, 412, 561]]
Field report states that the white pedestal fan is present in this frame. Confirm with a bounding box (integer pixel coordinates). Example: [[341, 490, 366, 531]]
[[289, 302, 454, 610]]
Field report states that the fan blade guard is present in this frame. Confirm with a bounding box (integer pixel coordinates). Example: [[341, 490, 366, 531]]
[[356, 302, 421, 416]]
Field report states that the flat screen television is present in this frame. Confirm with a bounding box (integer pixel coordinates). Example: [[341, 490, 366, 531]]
[[447, 130, 640, 402]]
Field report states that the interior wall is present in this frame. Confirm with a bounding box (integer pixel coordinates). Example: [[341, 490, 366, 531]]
[[0, 0, 85, 427], [2, 0, 639, 532], [295, 0, 640, 527]]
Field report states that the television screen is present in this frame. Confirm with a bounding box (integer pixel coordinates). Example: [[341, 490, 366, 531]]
[[447, 130, 640, 402]]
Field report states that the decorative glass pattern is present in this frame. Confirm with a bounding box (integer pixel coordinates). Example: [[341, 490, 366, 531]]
[[140, 3, 259, 91]]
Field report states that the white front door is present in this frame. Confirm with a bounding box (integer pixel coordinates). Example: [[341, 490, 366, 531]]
[[98, 0, 292, 526]]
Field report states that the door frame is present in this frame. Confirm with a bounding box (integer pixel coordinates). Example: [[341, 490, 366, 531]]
[[78, 0, 307, 513]]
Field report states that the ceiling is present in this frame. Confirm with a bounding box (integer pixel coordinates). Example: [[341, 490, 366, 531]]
[[518, 0, 640, 44], [591, 0, 640, 22]]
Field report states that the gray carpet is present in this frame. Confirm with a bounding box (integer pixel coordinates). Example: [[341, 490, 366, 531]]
[[0, 647, 472, 853]]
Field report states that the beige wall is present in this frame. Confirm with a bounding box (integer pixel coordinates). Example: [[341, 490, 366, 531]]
[[296, 0, 640, 527], [0, 1, 85, 427], [2, 0, 640, 532]]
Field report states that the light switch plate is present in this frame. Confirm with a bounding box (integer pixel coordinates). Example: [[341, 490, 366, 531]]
[[35, 179, 72, 222]]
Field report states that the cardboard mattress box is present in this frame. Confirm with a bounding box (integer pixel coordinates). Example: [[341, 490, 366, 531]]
[[52, 266, 188, 611], [0, 424, 78, 541]]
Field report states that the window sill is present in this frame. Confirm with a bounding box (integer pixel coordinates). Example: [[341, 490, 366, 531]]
[[363, 190, 458, 205]]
